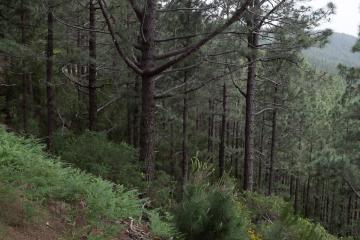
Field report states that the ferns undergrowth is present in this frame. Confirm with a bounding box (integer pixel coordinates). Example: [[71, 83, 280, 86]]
[[0, 128, 143, 238], [0, 128, 352, 240]]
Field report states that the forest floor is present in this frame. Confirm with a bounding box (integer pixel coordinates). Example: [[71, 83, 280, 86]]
[[0, 193, 154, 240]]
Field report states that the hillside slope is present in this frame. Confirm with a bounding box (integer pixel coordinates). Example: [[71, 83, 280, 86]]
[[0, 129, 159, 240], [0, 129, 344, 240], [303, 32, 360, 72]]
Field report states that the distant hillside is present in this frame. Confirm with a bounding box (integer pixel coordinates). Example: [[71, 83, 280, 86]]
[[303, 32, 360, 73]]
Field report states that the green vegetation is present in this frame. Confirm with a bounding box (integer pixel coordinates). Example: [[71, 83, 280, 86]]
[[0, 128, 143, 238], [0, 128, 346, 240], [0, 0, 359, 239], [53, 131, 144, 188]]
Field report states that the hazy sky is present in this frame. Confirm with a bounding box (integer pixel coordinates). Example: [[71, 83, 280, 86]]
[[308, 0, 360, 36]]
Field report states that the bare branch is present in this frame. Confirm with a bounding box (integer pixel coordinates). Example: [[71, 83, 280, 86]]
[[97, 0, 143, 74], [127, 0, 143, 21], [148, 0, 253, 76], [344, 178, 360, 199]]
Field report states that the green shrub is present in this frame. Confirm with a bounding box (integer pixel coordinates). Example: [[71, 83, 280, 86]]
[[242, 193, 339, 240], [241, 192, 291, 224], [149, 170, 177, 208], [259, 213, 339, 240], [173, 159, 249, 240], [148, 209, 180, 239], [53, 131, 144, 189]]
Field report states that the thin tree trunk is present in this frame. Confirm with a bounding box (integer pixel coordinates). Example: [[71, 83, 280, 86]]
[[182, 71, 189, 185], [169, 121, 176, 177], [195, 107, 201, 131], [314, 177, 320, 220], [235, 121, 240, 178], [258, 112, 265, 190], [294, 176, 299, 214], [219, 80, 227, 178], [305, 177, 311, 217], [231, 120, 236, 171], [347, 194, 352, 226], [4, 70, 12, 126], [208, 99, 214, 154], [88, 0, 97, 130], [302, 181, 306, 215], [46, 8, 55, 150], [133, 76, 140, 147], [330, 181, 336, 227], [243, 1, 259, 191], [20, 1, 28, 133], [268, 85, 278, 195], [127, 83, 133, 144], [226, 121, 230, 146]]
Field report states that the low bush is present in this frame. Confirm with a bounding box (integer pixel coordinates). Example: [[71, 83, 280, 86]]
[[53, 130, 144, 189], [173, 159, 249, 240], [242, 193, 339, 240]]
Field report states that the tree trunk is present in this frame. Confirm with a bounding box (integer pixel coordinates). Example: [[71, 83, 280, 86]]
[[133, 76, 140, 147], [305, 177, 311, 217], [208, 99, 214, 154], [314, 178, 320, 220], [257, 112, 265, 190], [4, 70, 12, 126], [219, 80, 227, 178], [243, 3, 259, 191], [20, 1, 28, 133], [290, 174, 294, 198], [231, 121, 236, 172], [330, 181, 336, 227], [195, 107, 199, 131], [235, 121, 240, 178], [46, 8, 55, 150], [127, 83, 133, 144], [294, 176, 299, 214], [182, 71, 189, 185], [88, 0, 97, 131], [169, 121, 176, 177], [139, 0, 157, 182], [268, 86, 278, 195], [347, 194, 352, 226]]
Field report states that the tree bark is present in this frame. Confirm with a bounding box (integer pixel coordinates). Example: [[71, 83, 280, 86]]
[[139, 0, 157, 182], [46, 8, 55, 150], [294, 176, 299, 214], [235, 121, 240, 178], [169, 121, 176, 177], [127, 83, 133, 144], [305, 177, 311, 217], [219, 80, 227, 178], [257, 112, 265, 190], [133, 76, 140, 147], [182, 71, 189, 185], [268, 85, 278, 195], [4, 70, 12, 127], [243, 0, 259, 191], [347, 194, 352, 226], [20, 1, 28, 133], [208, 99, 214, 154], [88, 0, 97, 131]]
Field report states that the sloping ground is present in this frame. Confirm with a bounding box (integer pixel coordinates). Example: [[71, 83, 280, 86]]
[[0, 128, 157, 240]]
